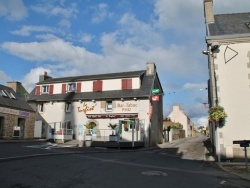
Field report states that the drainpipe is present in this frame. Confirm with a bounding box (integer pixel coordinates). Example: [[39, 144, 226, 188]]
[[208, 46, 221, 162]]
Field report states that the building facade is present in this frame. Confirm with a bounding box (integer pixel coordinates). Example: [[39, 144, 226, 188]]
[[168, 104, 192, 138], [0, 82, 35, 139], [203, 0, 250, 160], [28, 62, 164, 147]]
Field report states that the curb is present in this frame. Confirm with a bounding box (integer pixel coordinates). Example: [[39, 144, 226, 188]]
[[215, 162, 250, 181]]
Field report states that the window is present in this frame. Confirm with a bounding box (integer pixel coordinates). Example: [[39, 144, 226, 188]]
[[106, 101, 113, 111], [4, 90, 16, 99], [0, 90, 8, 97], [65, 102, 72, 113], [38, 104, 44, 112], [67, 83, 76, 92], [42, 85, 49, 93]]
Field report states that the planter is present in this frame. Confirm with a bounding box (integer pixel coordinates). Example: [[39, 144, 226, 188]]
[[85, 140, 92, 147], [85, 134, 92, 141], [109, 135, 118, 142], [85, 134, 92, 147]]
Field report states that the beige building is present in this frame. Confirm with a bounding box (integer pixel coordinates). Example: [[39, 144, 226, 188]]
[[0, 82, 35, 139], [28, 62, 164, 147], [203, 0, 250, 160], [168, 105, 192, 138]]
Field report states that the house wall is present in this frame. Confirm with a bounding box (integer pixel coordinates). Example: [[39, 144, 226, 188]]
[[34, 99, 151, 144], [168, 105, 191, 138], [0, 110, 35, 139], [49, 77, 141, 94], [213, 42, 250, 159]]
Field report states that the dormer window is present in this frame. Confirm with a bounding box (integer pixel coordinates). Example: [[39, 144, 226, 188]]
[[67, 83, 76, 92], [0, 90, 8, 97], [4, 90, 16, 99], [42, 85, 49, 93]]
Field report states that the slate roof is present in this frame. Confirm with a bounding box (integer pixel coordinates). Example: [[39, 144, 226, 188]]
[[0, 84, 35, 112], [28, 70, 162, 102], [208, 12, 250, 36]]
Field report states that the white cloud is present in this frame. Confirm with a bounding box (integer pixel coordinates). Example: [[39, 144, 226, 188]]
[[153, 0, 204, 34], [183, 83, 207, 91], [31, 3, 78, 19], [59, 19, 71, 28], [80, 33, 94, 44], [0, 0, 27, 21], [21, 67, 51, 92], [0, 70, 12, 85], [91, 3, 113, 24], [11, 25, 59, 36], [192, 116, 208, 127]]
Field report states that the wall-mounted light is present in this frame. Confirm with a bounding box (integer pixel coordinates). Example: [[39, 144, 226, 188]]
[[133, 97, 137, 101], [79, 100, 82, 103], [50, 101, 54, 105], [92, 99, 96, 103], [121, 98, 124, 101], [202, 50, 210, 55]]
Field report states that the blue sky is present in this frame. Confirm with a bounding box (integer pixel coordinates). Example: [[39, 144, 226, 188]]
[[0, 0, 249, 127]]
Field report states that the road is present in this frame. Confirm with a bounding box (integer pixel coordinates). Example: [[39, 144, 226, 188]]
[[0, 134, 249, 188]]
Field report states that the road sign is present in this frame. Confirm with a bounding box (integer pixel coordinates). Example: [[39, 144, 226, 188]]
[[240, 143, 249, 147], [152, 89, 160, 94], [151, 95, 159, 102]]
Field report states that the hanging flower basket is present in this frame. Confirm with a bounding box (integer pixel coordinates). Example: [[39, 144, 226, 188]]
[[208, 105, 227, 126]]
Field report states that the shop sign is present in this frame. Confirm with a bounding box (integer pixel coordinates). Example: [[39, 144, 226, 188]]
[[152, 88, 160, 94], [0, 107, 19, 115], [117, 103, 138, 112], [86, 113, 138, 119], [19, 111, 30, 117], [78, 102, 97, 114]]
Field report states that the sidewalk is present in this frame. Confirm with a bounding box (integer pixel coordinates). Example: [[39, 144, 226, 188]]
[[157, 135, 250, 181]]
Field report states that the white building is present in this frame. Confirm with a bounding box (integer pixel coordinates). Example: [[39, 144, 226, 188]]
[[168, 105, 192, 138], [203, 0, 250, 160], [28, 62, 164, 147]]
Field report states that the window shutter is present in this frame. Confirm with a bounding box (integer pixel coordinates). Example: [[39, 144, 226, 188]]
[[112, 101, 116, 108], [122, 79, 127, 90], [62, 84, 66, 94], [49, 85, 54, 94], [35, 86, 40, 95], [101, 101, 106, 109], [98, 80, 103, 91], [127, 79, 132, 89], [93, 80, 102, 92], [76, 82, 81, 92], [122, 79, 132, 90]]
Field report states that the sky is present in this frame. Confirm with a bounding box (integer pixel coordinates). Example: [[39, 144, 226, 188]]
[[0, 0, 249, 127]]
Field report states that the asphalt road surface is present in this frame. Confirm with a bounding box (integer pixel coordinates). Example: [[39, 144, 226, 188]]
[[0, 134, 249, 188]]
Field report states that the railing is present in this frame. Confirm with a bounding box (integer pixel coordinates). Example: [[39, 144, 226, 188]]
[[81, 128, 142, 142]]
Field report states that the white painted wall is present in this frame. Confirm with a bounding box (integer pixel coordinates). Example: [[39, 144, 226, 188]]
[[214, 42, 250, 157]]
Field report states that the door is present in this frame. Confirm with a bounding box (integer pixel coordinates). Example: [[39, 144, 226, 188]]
[[0, 117, 4, 138], [34, 120, 42, 138]]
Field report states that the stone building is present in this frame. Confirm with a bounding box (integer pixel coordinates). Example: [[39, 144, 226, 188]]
[[0, 82, 35, 139]]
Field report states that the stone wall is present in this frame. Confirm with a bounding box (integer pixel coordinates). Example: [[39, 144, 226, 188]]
[[0, 112, 35, 139]]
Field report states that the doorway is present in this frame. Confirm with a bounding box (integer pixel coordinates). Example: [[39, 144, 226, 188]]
[[0, 117, 4, 139], [18, 118, 25, 139]]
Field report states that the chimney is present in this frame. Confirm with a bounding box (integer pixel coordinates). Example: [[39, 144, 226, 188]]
[[39, 71, 52, 82], [7, 81, 22, 93], [7, 81, 29, 99], [204, 0, 214, 23], [146, 62, 156, 76]]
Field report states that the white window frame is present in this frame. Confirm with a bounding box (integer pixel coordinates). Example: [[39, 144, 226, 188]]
[[67, 83, 76, 92], [65, 102, 72, 113], [106, 101, 113, 111], [0, 90, 8, 97], [42, 85, 49, 93], [38, 104, 44, 112]]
